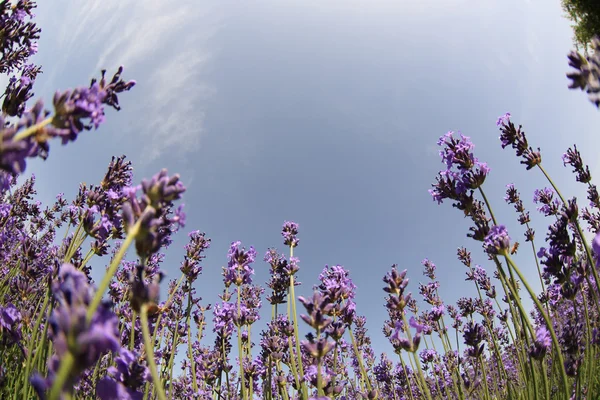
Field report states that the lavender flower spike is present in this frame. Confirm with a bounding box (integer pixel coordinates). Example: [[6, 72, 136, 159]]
[[483, 225, 511, 256], [282, 220, 299, 248]]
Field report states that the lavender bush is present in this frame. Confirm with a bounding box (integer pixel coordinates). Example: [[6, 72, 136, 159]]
[[1, 3, 600, 400]]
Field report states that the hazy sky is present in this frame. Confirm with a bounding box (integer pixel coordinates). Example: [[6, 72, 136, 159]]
[[24, 0, 600, 359]]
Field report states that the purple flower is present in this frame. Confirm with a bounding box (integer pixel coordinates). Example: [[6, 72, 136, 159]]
[[593, 231, 600, 266], [282, 220, 299, 248], [496, 114, 542, 169], [390, 317, 423, 353], [562, 145, 592, 183], [37, 264, 120, 396], [529, 326, 551, 360], [223, 241, 256, 287], [2, 63, 42, 117], [298, 291, 334, 331], [121, 169, 186, 259], [463, 320, 485, 358], [0, 303, 22, 343], [496, 112, 511, 127], [483, 225, 511, 255], [533, 187, 561, 216], [567, 37, 600, 107], [51, 68, 135, 143], [421, 258, 436, 280], [0, 1, 41, 74], [96, 348, 150, 400], [180, 231, 210, 282]]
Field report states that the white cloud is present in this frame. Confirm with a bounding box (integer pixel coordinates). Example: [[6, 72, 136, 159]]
[[43, 0, 219, 161]]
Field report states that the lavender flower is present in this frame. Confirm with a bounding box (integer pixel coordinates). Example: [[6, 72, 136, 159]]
[[483, 225, 511, 256], [562, 145, 592, 183], [496, 113, 541, 169], [223, 241, 257, 287], [180, 231, 210, 283], [0, 1, 40, 74], [121, 169, 186, 260], [390, 317, 424, 353], [51, 68, 135, 143], [2, 63, 41, 117], [33, 264, 120, 397], [533, 187, 561, 216], [0, 303, 22, 344], [282, 220, 299, 248], [96, 348, 150, 400], [463, 320, 485, 358], [567, 36, 600, 107]]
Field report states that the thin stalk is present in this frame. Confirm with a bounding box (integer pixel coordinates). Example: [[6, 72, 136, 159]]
[[86, 219, 141, 324], [538, 164, 600, 301], [185, 288, 199, 393], [348, 326, 372, 392], [141, 304, 167, 400], [237, 286, 246, 400], [398, 355, 416, 400], [129, 310, 137, 350], [503, 252, 570, 397], [13, 116, 53, 141], [48, 352, 75, 400], [478, 355, 492, 400], [289, 245, 307, 400], [400, 313, 433, 400]]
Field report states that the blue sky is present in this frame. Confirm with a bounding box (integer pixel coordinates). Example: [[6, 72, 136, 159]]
[[22, 1, 600, 359]]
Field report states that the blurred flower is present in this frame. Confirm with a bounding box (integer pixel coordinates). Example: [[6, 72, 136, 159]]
[[567, 36, 600, 107]]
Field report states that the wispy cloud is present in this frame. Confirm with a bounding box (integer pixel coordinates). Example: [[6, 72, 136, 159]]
[[44, 0, 219, 161]]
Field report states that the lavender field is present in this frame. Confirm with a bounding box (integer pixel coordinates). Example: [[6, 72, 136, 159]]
[[1, 1, 600, 399]]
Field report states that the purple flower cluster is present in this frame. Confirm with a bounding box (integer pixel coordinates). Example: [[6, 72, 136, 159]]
[[496, 113, 542, 170], [429, 131, 490, 207], [122, 169, 186, 260], [223, 241, 257, 287], [567, 35, 600, 107], [4, 7, 600, 400]]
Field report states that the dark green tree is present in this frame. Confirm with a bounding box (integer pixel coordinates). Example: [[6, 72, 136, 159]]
[[562, 0, 600, 54]]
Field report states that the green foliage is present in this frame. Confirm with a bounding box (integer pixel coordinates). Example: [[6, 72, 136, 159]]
[[562, 0, 600, 54]]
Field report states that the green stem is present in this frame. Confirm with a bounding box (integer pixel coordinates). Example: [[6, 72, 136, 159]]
[[289, 272, 307, 399], [503, 252, 570, 398], [13, 116, 53, 141], [86, 219, 141, 324], [186, 290, 199, 393], [141, 304, 167, 400], [237, 286, 246, 400], [48, 352, 75, 400], [348, 326, 372, 392]]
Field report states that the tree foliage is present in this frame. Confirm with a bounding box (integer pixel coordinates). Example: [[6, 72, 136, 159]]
[[562, 0, 600, 54]]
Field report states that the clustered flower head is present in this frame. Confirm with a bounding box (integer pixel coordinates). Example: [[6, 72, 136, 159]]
[[505, 183, 535, 241], [121, 169, 186, 260], [483, 225, 511, 256], [390, 316, 424, 353], [96, 348, 150, 400], [529, 326, 551, 360], [2, 63, 41, 117], [533, 187, 561, 217], [496, 113, 542, 170], [567, 35, 600, 107], [429, 131, 490, 208], [4, 7, 600, 400], [282, 220, 299, 248], [223, 240, 257, 287], [562, 145, 592, 183], [0, 0, 40, 74], [180, 230, 211, 283], [0, 67, 135, 177], [31, 264, 120, 397]]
